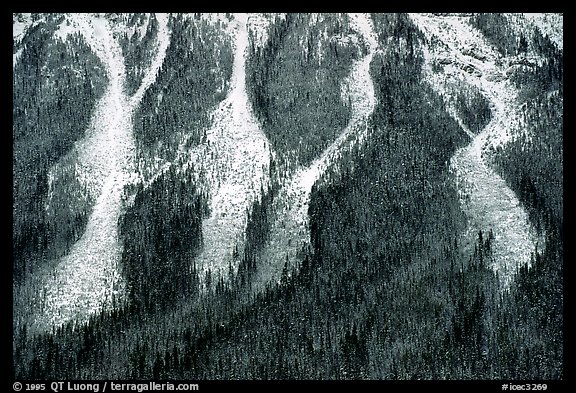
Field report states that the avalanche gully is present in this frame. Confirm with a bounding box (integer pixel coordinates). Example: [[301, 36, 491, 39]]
[[33, 13, 171, 331], [181, 13, 272, 286], [409, 13, 543, 289]]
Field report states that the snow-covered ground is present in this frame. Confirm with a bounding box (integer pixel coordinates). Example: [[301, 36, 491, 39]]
[[179, 13, 272, 284], [30, 13, 170, 331], [409, 13, 544, 289], [13, 13, 32, 42], [251, 13, 379, 294]]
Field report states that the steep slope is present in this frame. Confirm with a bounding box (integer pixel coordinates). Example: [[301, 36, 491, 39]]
[[409, 13, 543, 288], [139, 13, 273, 286], [33, 13, 170, 331], [251, 13, 379, 294], [13, 13, 563, 381]]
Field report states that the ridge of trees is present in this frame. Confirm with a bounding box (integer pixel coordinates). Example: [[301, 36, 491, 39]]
[[115, 13, 161, 97], [453, 81, 492, 134], [133, 14, 233, 163], [246, 13, 362, 181], [119, 165, 205, 313]]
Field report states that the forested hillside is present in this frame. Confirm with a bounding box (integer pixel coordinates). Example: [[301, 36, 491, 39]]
[[13, 12, 562, 381]]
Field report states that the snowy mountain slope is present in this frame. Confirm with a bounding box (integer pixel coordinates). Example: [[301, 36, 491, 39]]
[[409, 13, 543, 288], [14, 12, 559, 333], [178, 13, 272, 285], [250, 13, 379, 294], [30, 13, 171, 331], [113, 13, 272, 290], [12, 13, 563, 381]]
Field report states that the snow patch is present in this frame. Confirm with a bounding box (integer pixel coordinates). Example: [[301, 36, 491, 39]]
[[13, 13, 35, 43], [54, 19, 77, 42], [13, 48, 23, 69]]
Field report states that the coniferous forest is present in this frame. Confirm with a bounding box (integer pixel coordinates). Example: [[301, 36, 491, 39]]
[[12, 12, 563, 383]]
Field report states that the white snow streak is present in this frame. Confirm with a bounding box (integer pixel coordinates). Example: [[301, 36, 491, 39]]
[[34, 13, 171, 331], [187, 13, 272, 284], [13, 49, 22, 69], [409, 13, 543, 289], [251, 13, 379, 294]]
